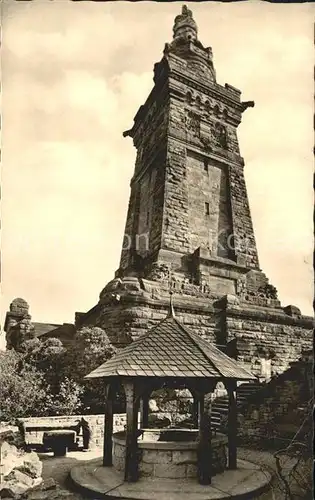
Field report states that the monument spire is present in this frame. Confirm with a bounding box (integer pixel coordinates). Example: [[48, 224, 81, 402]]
[[118, 3, 261, 287]]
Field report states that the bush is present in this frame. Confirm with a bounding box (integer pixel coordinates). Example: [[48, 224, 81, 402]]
[[0, 343, 83, 421], [0, 326, 117, 419], [64, 327, 117, 413], [0, 350, 46, 421]]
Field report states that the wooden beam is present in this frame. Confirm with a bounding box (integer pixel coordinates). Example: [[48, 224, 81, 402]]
[[197, 392, 212, 485], [103, 383, 114, 467], [192, 394, 199, 428], [227, 381, 237, 470], [198, 393, 205, 429], [140, 394, 149, 428], [123, 380, 139, 482]]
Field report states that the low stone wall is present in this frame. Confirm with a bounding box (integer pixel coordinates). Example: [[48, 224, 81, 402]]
[[19, 414, 128, 450]]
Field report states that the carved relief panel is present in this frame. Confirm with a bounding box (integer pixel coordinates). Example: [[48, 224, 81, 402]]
[[185, 102, 228, 151], [186, 110, 201, 137], [211, 122, 228, 149]]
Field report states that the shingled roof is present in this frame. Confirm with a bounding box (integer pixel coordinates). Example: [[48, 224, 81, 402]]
[[33, 322, 61, 337], [85, 315, 255, 380]]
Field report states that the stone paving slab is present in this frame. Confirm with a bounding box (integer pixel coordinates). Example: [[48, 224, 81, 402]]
[[70, 458, 272, 500]]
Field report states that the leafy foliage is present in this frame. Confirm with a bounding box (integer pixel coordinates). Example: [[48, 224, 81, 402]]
[[64, 327, 117, 413], [43, 377, 83, 416], [21, 338, 67, 390], [0, 326, 117, 421], [0, 349, 47, 421], [65, 327, 116, 381]]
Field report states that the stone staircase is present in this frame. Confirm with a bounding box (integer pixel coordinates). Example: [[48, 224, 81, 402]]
[[211, 381, 262, 433]]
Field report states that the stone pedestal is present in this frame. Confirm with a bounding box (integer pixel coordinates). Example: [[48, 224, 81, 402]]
[[76, 276, 313, 377]]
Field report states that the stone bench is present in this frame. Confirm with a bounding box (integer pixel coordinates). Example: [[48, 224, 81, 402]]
[[18, 421, 82, 450], [43, 430, 76, 457], [18, 414, 129, 450]]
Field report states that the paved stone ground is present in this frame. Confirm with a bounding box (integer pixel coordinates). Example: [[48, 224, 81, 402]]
[[39, 450, 102, 499], [39, 447, 306, 500], [238, 448, 311, 500], [238, 448, 284, 500]]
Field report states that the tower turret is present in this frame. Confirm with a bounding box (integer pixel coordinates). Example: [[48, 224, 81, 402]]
[[173, 5, 198, 41]]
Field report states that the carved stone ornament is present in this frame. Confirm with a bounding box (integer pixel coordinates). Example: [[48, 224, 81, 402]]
[[146, 263, 170, 282], [257, 284, 278, 300], [163, 277, 212, 299], [200, 135, 212, 152], [212, 122, 228, 149], [236, 274, 278, 302], [186, 111, 200, 137]]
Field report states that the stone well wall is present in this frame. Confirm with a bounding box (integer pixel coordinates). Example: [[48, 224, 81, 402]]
[[113, 432, 227, 479]]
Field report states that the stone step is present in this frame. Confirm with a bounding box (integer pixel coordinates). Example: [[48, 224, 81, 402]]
[[212, 406, 228, 413], [238, 384, 261, 390], [212, 399, 228, 406], [208, 382, 263, 432], [211, 423, 221, 430], [238, 388, 259, 395], [238, 388, 259, 394], [211, 414, 221, 421], [239, 382, 261, 388]]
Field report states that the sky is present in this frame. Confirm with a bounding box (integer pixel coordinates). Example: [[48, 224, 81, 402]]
[[1, 0, 314, 347]]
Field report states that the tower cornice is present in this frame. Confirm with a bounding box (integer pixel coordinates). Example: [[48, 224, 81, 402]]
[[125, 58, 246, 143], [170, 70, 242, 107]]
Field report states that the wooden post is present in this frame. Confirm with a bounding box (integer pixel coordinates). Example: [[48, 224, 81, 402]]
[[192, 394, 199, 428], [0, 441, 4, 485], [198, 394, 205, 428], [123, 380, 139, 482], [227, 381, 237, 470], [197, 392, 212, 485], [103, 383, 114, 466], [140, 394, 149, 429]]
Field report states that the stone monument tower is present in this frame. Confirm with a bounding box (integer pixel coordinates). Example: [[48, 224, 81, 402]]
[[76, 6, 312, 378]]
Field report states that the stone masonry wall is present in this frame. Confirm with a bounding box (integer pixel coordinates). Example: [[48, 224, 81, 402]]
[[186, 152, 232, 258], [119, 184, 138, 270], [238, 359, 312, 446], [148, 155, 166, 259], [229, 163, 259, 269], [227, 314, 312, 377], [83, 280, 312, 370], [119, 88, 169, 272], [96, 297, 217, 346], [162, 138, 190, 254]]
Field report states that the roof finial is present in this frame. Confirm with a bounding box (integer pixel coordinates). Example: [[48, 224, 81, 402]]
[[173, 4, 198, 41], [168, 290, 176, 318], [167, 265, 176, 318]]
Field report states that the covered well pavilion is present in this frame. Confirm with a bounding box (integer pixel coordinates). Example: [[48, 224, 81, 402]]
[[85, 305, 256, 485]]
